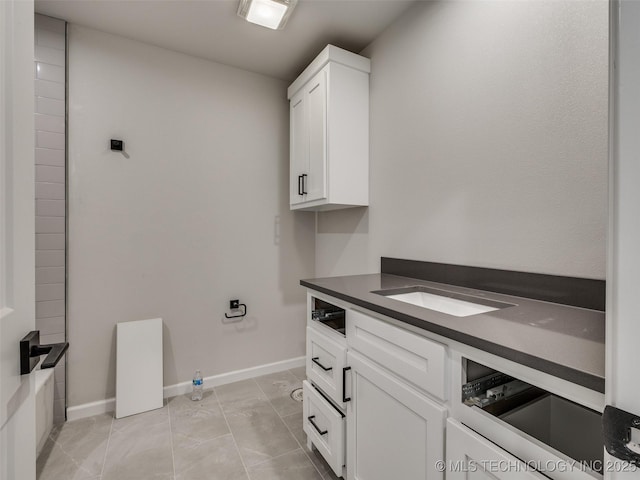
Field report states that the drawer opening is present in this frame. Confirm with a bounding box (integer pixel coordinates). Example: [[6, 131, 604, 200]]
[[312, 297, 345, 335], [462, 359, 603, 474]]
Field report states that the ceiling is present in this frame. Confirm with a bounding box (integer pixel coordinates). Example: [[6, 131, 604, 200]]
[[35, 0, 418, 81]]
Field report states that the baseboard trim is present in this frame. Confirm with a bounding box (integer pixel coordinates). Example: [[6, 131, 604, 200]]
[[66, 356, 305, 422], [67, 397, 115, 422]]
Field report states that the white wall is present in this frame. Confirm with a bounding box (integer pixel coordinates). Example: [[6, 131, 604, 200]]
[[316, 0, 609, 280], [67, 25, 315, 408], [34, 14, 67, 424]]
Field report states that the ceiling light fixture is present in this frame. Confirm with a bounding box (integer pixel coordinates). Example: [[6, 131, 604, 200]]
[[237, 0, 298, 30]]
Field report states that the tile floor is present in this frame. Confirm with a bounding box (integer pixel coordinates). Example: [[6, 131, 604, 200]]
[[37, 367, 341, 480]]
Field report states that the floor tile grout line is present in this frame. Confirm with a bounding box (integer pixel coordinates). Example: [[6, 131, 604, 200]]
[[213, 387, 253, 480], [254, 373, 326, 479], [252, 378, 298, 432], [279, 404, 327, 479], [247, 445, 306, 468], [250, 377, 283, 418], [280, 416, 326, 478], [253, 373, 301, 422], [252, 376, 306, 451], [98, 414, 114, 479], [41, 422, 103, 480]]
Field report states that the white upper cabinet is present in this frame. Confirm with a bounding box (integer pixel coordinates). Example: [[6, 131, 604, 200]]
[[288, 45, 370, 211]]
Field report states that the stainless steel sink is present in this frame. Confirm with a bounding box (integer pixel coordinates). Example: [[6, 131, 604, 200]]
[[372, 285, 515, 317]]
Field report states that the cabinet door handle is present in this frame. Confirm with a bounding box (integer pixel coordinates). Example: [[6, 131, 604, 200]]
[[308, 415, 328, 435], [342, 366, 351, 402], [311, 356, 332, 371], [301, 174, 308, 195], [298, 175, 303, 196]]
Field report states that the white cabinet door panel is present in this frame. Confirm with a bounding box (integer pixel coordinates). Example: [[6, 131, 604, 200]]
[[346, 351, 446, 480], [305, 68, 327, 203], [289, 90, 307, 206]]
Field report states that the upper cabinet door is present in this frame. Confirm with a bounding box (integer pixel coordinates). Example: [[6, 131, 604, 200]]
[[288, 45, 370, 211], [290, 90, 307, 206], [305, 69, 328, 203]]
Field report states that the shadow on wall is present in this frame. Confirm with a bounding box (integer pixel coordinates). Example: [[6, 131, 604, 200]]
[[162, 322, 176, 388], [316, 207, 370, 277], [106, 328, 116, 403], [276, 110, 315, 304], [317, 207, 369, 234]]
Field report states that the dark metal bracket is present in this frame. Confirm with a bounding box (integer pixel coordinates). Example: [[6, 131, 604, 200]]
[[603, 405, 640, 466], [225, 300, 247, 320], [20, 330, 69, 375]]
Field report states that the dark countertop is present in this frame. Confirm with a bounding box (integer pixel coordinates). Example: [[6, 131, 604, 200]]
[[301, 273, 605, 393]]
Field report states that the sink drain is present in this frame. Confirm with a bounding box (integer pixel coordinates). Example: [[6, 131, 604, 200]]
[[290, 388, 303, 402]]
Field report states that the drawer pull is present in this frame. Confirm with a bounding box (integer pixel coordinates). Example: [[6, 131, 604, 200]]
[[308, 415, 328, 435], [312, 357, 333, 371], [343, 366, 351, 402]]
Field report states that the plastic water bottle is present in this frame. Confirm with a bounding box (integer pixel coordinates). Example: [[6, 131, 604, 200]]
[[192, 370, 203, 401]]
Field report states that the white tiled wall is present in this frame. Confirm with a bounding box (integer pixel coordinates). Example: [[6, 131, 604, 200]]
[[35, 14, 66, 424]]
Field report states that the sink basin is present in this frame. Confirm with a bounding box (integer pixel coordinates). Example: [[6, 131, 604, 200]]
[[373, 286, 514, 317]]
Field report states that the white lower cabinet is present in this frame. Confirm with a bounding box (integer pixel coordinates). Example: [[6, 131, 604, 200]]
[[446, 419, 547, 480], [304, 291, 604, 480], [346, 351, 447, 480]]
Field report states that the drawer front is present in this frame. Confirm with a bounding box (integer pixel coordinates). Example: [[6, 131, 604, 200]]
[[457, 403, 603, 480], [307, 327, 347, 407], [302, 380, 345, 478], [346, 309, 447, 401], [446, 419, 547, 479]]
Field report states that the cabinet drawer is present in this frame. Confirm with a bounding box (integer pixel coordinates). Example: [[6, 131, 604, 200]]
[[346, 309, 447, 401], [307, 326, 347, 407], [302, 380, 345, 478], [446, 419, 546, 479]]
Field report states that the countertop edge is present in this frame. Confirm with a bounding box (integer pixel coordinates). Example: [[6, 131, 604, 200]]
[[300, 279, 605, 394]]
